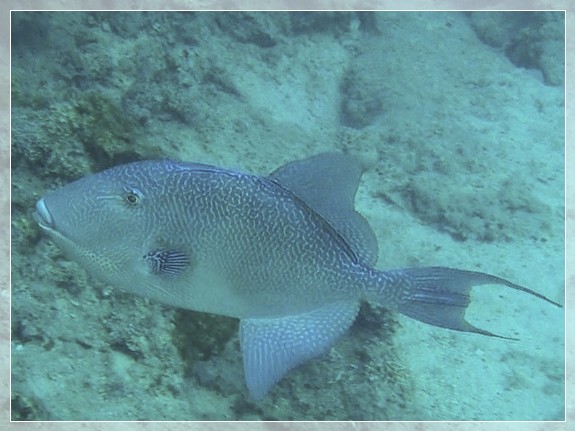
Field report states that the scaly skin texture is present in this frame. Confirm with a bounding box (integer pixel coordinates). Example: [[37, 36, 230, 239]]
[[35, 157, 561, 326], [35, 159, 377, 318], [34, 155, 561, 400]]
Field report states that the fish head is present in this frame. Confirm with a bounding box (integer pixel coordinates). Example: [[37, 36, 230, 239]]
[[33, 161, 182, 285]]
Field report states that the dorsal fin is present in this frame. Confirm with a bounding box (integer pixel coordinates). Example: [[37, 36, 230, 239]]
[[269, 153, 378, 266]]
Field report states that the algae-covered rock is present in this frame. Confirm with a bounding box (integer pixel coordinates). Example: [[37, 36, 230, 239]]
[[172, 310, 238, 363], [70, 91, 141, 167], [469, 11, 564, 86]]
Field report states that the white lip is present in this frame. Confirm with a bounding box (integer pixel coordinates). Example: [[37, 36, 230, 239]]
[[34, 198, 54, 229]]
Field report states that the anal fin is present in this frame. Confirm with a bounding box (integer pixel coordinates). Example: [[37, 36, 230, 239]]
[[240, 300, 359, 400]]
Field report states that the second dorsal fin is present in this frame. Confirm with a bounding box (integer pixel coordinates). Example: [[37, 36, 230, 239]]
[[269, 153, 378, 266]]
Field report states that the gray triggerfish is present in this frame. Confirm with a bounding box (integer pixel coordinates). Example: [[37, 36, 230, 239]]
[[33, 153, 561, 400]]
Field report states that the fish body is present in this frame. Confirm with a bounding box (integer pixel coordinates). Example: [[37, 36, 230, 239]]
[[34, 153, 560, 400]]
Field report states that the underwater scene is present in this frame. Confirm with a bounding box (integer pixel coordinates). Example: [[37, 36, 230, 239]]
[[10, 11, 565, 421]]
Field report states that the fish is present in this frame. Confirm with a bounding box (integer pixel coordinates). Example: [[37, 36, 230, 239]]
[[33, 152, 561, 400]]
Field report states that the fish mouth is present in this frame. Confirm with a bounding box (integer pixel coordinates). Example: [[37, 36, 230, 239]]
[[33, 198, 55, 230]]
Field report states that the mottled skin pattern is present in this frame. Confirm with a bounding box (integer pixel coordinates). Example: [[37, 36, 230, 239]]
[[35, 157, 561, 328], [34, 155, 561, 399], [35, 160, 392, 318]]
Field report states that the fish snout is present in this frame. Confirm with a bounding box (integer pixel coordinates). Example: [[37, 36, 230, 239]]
[[34, 198, 55, 230]]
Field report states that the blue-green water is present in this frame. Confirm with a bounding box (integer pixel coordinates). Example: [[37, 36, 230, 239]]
[[10, 11, 564, 420]]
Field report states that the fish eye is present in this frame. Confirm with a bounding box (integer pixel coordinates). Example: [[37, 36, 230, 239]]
[[123, 187, 144, 206]]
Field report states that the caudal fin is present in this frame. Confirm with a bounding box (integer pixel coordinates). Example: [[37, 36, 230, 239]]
[[392, 267, 562, 340]]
